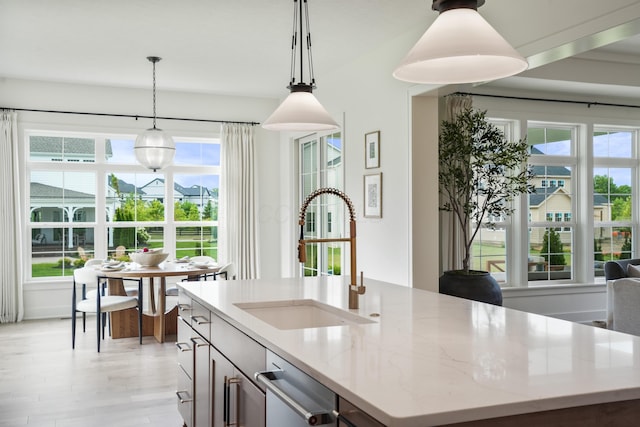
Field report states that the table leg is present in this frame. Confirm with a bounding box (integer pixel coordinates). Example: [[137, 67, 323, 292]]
[[153, 277, 167, 343], [148, 277, 157, 314]]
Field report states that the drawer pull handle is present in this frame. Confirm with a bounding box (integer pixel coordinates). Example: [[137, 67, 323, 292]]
[[178, 303, 191, 311], [191, 336, 209, 347], [224, 376, 241, 426], [176, 390, 193, 403], [255, 370, 332, 426], [191, 315, 211, 325], [175, 342, 192, 352]]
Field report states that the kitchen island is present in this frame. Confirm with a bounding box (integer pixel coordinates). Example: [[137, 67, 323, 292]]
[[178, 276, 640, 426]]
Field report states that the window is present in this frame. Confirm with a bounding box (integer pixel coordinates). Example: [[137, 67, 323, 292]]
[[298, 131, 343, 277], [476, 111, 640, 286], [27, 132, 220, 280], [473, 120, 511, 283], [593, 128, 636, 274], [527, 125, 575, 282]]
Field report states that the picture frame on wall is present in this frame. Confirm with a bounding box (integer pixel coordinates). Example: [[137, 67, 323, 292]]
[[363, 173, 382, 218], [365, 130, 380, 169]]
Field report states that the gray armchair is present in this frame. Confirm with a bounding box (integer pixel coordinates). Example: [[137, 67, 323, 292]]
[[604, 260, 640, 334], [607, 278, 640, 335], [604, 259, 640, 281]]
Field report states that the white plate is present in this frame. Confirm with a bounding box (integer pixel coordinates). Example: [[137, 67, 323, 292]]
[[191, 263, 212, 269], [101, 265, 124, 272]]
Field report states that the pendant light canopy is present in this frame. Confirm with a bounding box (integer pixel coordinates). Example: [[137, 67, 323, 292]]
[[393, 0, 528, 84], [135, 56, 175, 172], [263, 0, 339, 132]]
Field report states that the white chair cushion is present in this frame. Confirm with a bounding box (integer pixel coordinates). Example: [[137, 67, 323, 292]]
[[76, 295, 138, 313], [627, 263, 640, 277]]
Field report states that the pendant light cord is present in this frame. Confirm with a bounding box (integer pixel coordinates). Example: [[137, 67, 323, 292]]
[[151, 58, 158, 129], [288, 0, 316, 89], [304, 0, 315, 87]]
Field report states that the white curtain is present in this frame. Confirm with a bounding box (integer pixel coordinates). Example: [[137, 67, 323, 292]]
[[0, 111, 24, 323], [439, 94, 472, 273], [220, 123, 260, 279]]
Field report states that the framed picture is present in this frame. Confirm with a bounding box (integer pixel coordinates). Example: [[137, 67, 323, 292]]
[[365, 131, 380, 169], [363, 173, 382, 218]]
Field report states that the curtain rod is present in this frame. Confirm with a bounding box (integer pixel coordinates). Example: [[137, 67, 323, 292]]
[[0, 106, 260, 126], [453, 92, 640, 110]]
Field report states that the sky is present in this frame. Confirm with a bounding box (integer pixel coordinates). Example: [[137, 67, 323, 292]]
[[32, 138, 220, 193], [535, 131, 633, 186]]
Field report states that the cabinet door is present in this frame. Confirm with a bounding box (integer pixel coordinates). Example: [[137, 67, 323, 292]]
[[211, 345, 235, 427], [233, 368, 265, 427], [193, 336, 210, 427]]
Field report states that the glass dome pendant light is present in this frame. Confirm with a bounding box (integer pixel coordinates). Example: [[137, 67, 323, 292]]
[[393, 0, 528, 84], [134, 56, 175, 172], [262, 0, 339, 131]]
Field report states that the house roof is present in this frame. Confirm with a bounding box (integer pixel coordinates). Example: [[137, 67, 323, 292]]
[[30, 182, 93, 199], [529, 187, 609, 207], [142, 178, 211, 196], [29, 136, 113, 157], [531, 164, 571, 177]]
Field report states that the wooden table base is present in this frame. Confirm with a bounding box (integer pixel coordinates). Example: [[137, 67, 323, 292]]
[[107, 278, 177, 343]]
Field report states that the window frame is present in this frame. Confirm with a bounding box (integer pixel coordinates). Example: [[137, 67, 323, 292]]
[[24, 129, 221, 283]]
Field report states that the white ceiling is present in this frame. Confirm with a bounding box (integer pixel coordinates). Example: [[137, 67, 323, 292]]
[[2, 0, 640, 101], [0, 0, 430, 98]]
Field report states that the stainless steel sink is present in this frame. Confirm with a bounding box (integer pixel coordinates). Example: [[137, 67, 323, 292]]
[[234, 299, 375, 330]]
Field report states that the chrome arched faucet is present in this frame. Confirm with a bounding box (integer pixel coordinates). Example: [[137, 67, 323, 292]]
[[298, 188, 365, 309]]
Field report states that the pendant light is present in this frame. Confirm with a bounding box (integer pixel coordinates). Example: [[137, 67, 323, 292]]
[[393, 0, 528, 84], [263, 0, 338, 132], [134, 56, 175, 172]]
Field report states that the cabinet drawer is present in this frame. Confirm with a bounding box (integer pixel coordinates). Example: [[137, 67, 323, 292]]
[[177, 318, 194, 379], [211, 312, 266, 385], [338, 397, 384, 427], [190, 299, 211, 339], [176, 365, 193, 427], [177, 289, 193, 319]]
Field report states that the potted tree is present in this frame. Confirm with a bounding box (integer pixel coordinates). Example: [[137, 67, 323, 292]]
[[439, 107, 534, 305]]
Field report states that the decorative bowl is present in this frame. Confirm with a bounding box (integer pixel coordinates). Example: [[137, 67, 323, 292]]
[[129, 252, 169, 267]]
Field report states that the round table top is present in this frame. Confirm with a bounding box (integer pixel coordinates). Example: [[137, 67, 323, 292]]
[[99, 261, 220, 278]]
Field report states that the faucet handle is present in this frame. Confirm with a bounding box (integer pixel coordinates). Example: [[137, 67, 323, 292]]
[[298, 241, 306, 263]]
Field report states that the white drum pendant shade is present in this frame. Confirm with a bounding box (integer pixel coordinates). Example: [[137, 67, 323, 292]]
[[134, 128, 175, 172], [263, 90, 339, 131], [393, 8, 528, 84]]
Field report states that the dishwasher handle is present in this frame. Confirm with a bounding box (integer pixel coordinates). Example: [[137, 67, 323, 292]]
[[255, 370, 332, 426]]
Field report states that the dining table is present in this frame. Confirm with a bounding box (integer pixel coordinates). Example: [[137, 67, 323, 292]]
[[101, 261, 220, 343]]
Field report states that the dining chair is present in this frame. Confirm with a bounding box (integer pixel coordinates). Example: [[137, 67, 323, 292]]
[[71, 267, 143, 352], [213, 262, 234, 280], [166, 259, 226, 297]]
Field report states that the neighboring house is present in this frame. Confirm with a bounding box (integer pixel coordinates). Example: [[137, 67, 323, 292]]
[[139, 178, 214, 210], [529, 164, 610, 245], [32, 176, 218, 248], [30, 182, 96, 248]]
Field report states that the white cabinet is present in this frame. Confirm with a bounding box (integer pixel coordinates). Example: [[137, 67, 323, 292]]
[[176, 317, 194, 426], [178, 290, 266, 427], [193, 335, 210, 427]]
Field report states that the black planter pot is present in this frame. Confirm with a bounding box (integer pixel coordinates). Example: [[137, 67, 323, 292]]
[[439, 270, 503, 306]]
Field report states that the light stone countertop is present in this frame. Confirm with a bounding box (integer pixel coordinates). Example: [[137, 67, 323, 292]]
[[178, 276, 640, 427]]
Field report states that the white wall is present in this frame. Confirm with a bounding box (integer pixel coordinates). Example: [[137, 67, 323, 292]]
[[7, 0, 640, 320], [0, 78, 281, 319]]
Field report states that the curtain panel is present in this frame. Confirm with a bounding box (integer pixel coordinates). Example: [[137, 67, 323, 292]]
[[0, 111, 24, 323], [439, 94, 472, 273], [220, 123, 260, 280]]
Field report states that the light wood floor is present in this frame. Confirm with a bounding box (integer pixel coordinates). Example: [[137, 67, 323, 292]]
[[0, 318, 182, 427]]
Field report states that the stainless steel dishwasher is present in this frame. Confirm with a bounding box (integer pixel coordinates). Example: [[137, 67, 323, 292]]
[[255, 350, 337, 426]]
